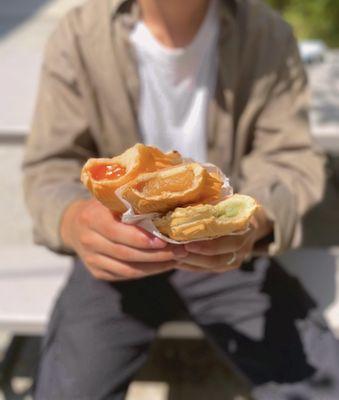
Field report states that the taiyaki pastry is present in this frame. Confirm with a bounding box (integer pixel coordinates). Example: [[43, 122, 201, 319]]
[[81, 143, 182, 212], [153, 194, 258, 241]]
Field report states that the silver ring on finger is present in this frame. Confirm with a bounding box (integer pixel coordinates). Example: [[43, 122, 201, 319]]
[[226, 252, 237, 266]]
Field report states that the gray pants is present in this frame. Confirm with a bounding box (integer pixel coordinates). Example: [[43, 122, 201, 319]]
[[35, 258, 339, 400]]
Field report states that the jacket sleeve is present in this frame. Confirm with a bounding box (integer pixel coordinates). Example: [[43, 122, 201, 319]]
[[238, 32, 325, 255], [23, 17, 95, 254]]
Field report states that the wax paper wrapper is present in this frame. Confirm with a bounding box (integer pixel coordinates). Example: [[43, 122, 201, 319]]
[[115, 162, 248, 244]]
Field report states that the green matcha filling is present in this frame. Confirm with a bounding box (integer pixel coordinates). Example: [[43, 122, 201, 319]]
[[215, 200, 243, 220]]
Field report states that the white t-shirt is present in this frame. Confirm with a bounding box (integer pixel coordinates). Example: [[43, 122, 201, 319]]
[[129, 0, 219, 163]]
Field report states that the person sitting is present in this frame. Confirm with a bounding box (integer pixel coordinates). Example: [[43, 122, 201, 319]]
[[23, 0, 339, 399]]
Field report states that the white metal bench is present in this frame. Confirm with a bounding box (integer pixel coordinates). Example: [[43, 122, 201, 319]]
[[0, 246, 71, 399], [0, 246, 72, 336]]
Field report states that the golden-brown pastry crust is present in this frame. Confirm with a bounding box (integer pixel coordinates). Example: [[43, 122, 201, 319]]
[[81, 143, 182, 212], [120, 163, 223, 214], [153, 194, 258, 241]]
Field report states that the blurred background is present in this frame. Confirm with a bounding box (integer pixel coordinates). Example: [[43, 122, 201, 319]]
[[0, 0, 338, 399], [267, 0, 339, 47]]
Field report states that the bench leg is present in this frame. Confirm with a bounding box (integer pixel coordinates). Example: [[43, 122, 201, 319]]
[[0, 336, 38, 399]]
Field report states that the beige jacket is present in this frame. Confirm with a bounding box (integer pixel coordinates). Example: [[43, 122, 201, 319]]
[[23, 0, 325, 255]]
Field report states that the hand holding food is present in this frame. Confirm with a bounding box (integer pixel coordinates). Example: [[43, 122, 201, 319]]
[[177, 205, 273, 273], [60, 198, 187, 281], [81, 143, 259, 242], [77, 144, 275, 277]]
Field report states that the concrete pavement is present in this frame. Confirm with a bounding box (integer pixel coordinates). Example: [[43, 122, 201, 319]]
[[0, 0, 84, 135]]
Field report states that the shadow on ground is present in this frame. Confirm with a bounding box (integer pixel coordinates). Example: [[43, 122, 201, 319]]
[[277, 155, 339, 314], [132, 338, 252, 400], [302, 155, 339, 248]]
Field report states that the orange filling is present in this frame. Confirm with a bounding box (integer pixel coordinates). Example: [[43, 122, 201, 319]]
[[135, 170, 194, 196], [90, 163, 126, 180]]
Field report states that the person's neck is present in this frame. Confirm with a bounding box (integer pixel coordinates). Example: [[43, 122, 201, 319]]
[[137, 0, 210, 48]]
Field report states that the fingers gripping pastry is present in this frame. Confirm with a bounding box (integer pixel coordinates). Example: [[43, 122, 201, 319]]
[[81, 143, 182, 213], [153, 194, 258, 241], [120, 163, 223, 214]]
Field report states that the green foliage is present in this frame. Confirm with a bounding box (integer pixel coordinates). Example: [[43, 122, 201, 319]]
[[265, 0, 291, 12], [265, 0, 339, 47]]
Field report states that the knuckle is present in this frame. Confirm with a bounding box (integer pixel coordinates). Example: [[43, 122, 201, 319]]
[[114, 244, 130, 260], [90, 268, 101, 280], [79, 233, 92, 247], [159, 261, 173, 270], [79, 209, 91, 225], [126, 269, 143, 279], [98, 271, 114, 281], [201, 244, 216, 255], [136, 235, 151, 249], [165, 260, 177, 268], [84, 254, 96, 268], [104, 225, 116, 241], [98, 274, 110, 281], [155, 251, 171, 262], [162, 254, 174, 263], [96, 271, 113, 281]]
